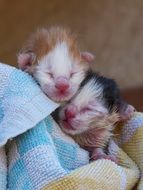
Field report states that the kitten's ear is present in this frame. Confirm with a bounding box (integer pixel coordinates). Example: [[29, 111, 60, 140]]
[[17, 51, 36, 71], [81, 52, 95, 63], [119, 101, 135, 122]]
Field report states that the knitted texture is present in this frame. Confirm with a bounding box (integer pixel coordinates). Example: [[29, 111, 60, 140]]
[[0, 63, 59, 146], [117, 112, 143, 190], [7, 112, 143, 190], [0, 63, 58, 190], [7, 116, 89, 190]]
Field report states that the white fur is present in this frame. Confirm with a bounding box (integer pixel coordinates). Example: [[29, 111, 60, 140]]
[[33, 42, 86, 102], [36, 42, 74, 81], [72, 79, 105, 110]]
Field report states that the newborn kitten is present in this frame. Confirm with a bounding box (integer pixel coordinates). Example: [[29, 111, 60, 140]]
[[17, 26, 94, 103], [58, 70, 135, 162]]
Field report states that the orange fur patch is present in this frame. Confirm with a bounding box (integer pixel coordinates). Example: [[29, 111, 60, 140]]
[[21, 27, 81, 64]]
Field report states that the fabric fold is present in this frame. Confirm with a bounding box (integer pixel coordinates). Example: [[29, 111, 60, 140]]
[[0, 63, 59, 146]]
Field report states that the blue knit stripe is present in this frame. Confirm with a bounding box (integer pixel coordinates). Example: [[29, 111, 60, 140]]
[[45, 116, 54, 133], [16, 119, 54, 156], [4, 69, 41, 98], [0, 169, 7, 190], [53, 138, 77, 170], [8, 159, 33, 190]]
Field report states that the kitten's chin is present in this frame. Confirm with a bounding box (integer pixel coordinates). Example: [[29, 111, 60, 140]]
[[60, 120, 88, 136], [60, 120, 76, 135], [49, 94, 73, 103], [45, 91, 76, 103]]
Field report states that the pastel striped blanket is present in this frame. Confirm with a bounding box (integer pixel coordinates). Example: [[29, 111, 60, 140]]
[[0, 63, 142, 189], [7, 113, 143, 190]]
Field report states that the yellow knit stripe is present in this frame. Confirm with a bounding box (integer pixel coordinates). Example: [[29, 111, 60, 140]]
[[43, 158, 139, 190], [122, 126, 143, 169]]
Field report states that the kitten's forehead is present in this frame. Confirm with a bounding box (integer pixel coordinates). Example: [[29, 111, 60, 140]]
[[72, 79, 103, 107], [38, 42, 76, 76]]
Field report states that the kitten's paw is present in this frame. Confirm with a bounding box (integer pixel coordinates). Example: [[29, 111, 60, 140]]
[[91, 153, 118, 163]]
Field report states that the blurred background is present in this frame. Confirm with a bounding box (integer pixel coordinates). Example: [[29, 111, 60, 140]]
[[0, 0, 143, 110]]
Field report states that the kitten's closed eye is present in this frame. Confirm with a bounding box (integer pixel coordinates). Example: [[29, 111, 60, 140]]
[[46, 72, 54, 78], [80, 107, 92, 113], [70, 67, 81, 78], [70, 71, 77, 78]]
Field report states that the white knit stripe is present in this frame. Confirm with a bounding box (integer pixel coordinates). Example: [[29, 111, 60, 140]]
[[120, 113, 143, 144], [23, 145, 67, 189], [0, 94, 59, 146], [0, 63, 15, 99], [76, 148, 89, 168], [108, 140, 119, 156], [116, 166, 127, 190], [0, 63, 59, 147]]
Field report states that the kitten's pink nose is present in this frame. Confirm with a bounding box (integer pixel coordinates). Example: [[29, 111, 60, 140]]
[[56, 83, 69, 92], [55, 77, 69, 93], [65, 104, 78, 119]]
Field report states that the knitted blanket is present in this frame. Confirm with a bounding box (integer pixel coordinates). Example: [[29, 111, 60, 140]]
[[0, 63, 142, 190], [0, 63, 59, 189]]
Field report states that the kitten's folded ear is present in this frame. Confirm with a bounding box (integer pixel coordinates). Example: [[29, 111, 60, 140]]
[[81, 52, 95, 63], [17, 51, 36, 71], [118, 100, 136, 122]]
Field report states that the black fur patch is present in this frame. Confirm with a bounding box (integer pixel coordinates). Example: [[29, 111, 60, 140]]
[[80, 70, 122, 112]]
